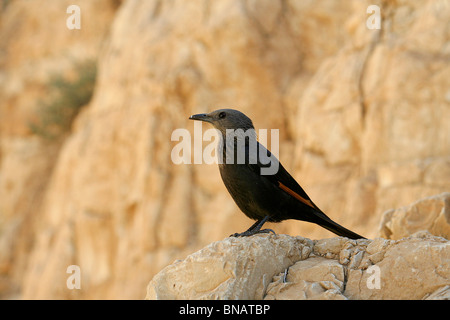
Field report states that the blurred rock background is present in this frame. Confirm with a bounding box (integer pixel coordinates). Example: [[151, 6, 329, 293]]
[[0, 0, 449, 299]]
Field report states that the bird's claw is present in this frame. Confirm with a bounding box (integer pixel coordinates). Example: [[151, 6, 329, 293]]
[[258, 228, 276, 235], [230, 228, 276, 237]]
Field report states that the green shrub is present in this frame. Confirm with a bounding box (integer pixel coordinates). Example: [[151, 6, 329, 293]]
[[29, 60, 97, 140]]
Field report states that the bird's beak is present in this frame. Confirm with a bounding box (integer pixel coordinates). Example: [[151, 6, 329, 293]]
[[189, 113, 212, 123]]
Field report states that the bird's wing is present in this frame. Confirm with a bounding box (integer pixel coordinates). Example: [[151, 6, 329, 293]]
[[244, 141, 365, 239], [247, 142, 322, 213]]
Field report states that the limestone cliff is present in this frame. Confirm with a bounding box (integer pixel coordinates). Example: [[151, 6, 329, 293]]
[[0, 0, 449, 299]]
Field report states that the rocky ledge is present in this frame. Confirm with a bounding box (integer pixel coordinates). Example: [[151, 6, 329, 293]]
[[146, 193, 450, 300]]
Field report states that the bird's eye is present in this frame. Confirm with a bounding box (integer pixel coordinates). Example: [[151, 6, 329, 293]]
[[218, 112, 226, 119]]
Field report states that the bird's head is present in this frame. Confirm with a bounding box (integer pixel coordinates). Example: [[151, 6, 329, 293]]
[[189, 109, 255, 133]]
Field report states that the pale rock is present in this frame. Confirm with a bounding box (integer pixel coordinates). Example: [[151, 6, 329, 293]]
[[146, 235, 312, 300], [425, 285, 450, 300], [345, 232, 449, 300], [379, 192, 450, 240], [148, 232, 450, 300]]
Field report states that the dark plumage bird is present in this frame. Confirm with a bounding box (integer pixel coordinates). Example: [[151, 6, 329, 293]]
[[189, 109, 365, 239]]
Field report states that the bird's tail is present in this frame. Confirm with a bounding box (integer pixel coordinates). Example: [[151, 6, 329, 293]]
[[303, 199, 366, 240], [315, 216, 365, 240]]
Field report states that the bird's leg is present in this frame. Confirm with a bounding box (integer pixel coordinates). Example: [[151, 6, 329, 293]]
[[230, 215, 276, 237], [252, 215, 276, 235]]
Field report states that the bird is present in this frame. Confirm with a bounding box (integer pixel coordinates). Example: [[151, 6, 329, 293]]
[[189, 109, 365, 240]]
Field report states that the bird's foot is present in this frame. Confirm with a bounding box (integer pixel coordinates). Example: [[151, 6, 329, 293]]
[[258, 228, 276, 235], [230, 228, 276, 237]]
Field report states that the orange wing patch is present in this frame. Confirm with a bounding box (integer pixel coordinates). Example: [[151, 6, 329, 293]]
[[278, 181, 316, 210]]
